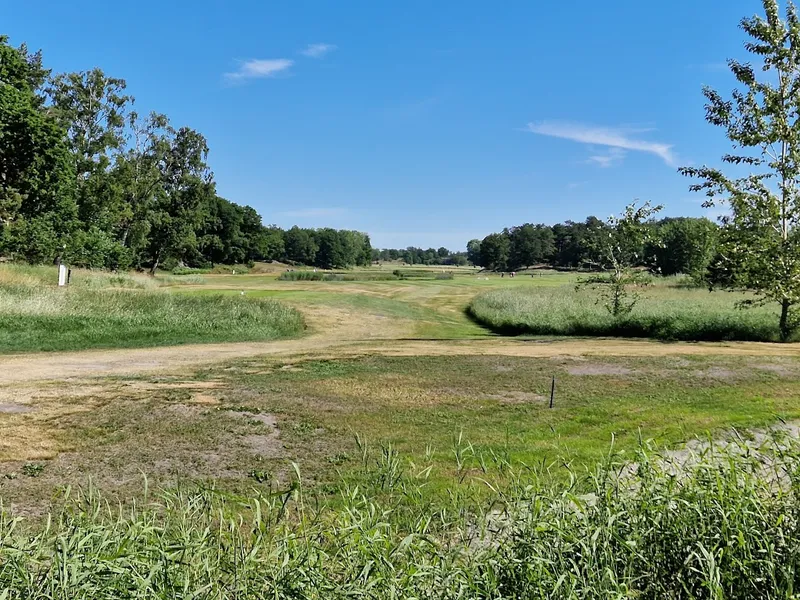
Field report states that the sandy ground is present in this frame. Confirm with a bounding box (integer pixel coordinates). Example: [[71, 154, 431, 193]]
[[2, 301, 800, 385]]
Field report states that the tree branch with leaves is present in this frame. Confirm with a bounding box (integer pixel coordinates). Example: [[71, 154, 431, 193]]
[[681, 0, 800, 341], [577, 201, 662, 317]]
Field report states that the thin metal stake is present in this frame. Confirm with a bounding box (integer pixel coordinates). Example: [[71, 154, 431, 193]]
[[549, 376, 556, 409]]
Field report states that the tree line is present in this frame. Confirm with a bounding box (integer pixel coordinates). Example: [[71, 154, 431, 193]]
[[0, 37, 372, 272], [467, 216, 719, 279], [370, 247, 469, 266]]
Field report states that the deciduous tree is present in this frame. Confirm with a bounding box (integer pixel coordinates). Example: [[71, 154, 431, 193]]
[[681, 0, 800, 340]]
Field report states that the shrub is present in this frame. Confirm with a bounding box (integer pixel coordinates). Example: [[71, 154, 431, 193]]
[[171, 266, 211, 275]]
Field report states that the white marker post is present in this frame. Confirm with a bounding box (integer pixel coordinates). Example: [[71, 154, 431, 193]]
[[58, 264, 67, 287]]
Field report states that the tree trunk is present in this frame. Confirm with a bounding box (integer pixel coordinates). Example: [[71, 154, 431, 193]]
[[779, 298, 791, 342], [149, 250, 161, 276]]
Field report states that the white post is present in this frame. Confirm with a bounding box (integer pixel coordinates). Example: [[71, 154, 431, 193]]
[[58, 264, 67, 287]]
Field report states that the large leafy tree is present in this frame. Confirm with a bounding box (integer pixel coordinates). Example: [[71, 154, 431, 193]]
[[283, 226, 318, 265], [47, 69, 131, 225], [466, 239, 482, 266], [681, 0, 800, 340], [651, 217, 718, 278], [0, 36, 75, 263], [145, 125, 214, 273], [479, 232, 510, 271]]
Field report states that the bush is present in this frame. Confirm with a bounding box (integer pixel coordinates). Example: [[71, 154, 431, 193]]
[[171, 266, 212, 275], [279, 270, 325, 281]]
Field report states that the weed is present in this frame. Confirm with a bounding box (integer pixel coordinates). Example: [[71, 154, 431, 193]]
[[21, 463, 44, 477], [248, 469, 271, 483]]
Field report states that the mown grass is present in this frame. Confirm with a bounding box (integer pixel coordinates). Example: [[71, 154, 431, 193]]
[[469, 280, 787, 342], [3, 436, 800, 598], [0, 265, 305, 352]]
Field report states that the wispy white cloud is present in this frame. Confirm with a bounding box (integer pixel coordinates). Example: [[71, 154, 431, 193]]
[[588, 147, 627, 168], [525, 121, 676, 166], [277, 207, 346, 218], [225, 59, 294, 81], [300, 43, 337, 58]]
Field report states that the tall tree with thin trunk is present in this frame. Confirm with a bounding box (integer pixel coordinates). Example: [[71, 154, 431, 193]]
[[681, 0, 800, 341]]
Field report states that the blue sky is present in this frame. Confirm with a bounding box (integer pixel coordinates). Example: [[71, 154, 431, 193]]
[[6, 0, 759, 249]]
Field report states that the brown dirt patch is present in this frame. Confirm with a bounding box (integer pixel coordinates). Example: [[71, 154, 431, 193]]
[[567, 364, 634, 376], [190, 393, 220, 405], [0, 403, 33, 414], [692, 367, 738, 380], [232, 412, 282, 458], [486, 391, 546, 404]]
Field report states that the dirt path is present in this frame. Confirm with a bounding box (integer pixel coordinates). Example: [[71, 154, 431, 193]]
[[2, 301, 800, 384]]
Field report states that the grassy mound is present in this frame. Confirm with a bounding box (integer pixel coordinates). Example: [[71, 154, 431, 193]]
[[1, 438, 799, 598], [0, 265, 304, 352], [469, 283, 786, 342]]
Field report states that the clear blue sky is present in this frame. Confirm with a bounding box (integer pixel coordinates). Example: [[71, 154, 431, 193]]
[[6, 0, 759, 249]]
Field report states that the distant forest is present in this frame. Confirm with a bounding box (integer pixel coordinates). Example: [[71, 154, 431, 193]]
[[465, 217, 719, 278], [0, 36, 372, 272]]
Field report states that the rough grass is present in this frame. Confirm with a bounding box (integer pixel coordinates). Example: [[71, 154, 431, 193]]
[[278, 270, 400, 281], [0, 265, 304, 353], [469, 281, 787, 342], [2, 437, 800, 598]]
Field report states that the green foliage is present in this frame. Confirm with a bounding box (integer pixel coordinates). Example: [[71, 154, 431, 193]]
[[469, 281, 785, 341], [466, 239, 482, 266], [652, 217, 719, 279], [0, 36, 76, 263], [508, 222, 555, 268], [479, 232, 511, 271], [20, 463, 44, 477], [373, 246, 469, 266], [577, 201, 662, 317], [0, 37, 374, 275], [171, 266, 211, 275], [681, 0, 800, 341]]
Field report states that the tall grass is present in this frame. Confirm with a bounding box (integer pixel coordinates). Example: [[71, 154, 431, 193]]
[[279, 270, 399, 281], [278, 269, 458, 282], [0, 265, 304, 352], [469, 282, 786, 342], [1, 437, 799, 598]]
